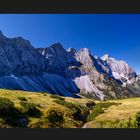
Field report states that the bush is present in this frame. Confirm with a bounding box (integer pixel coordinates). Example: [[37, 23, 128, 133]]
[[119, 112, 140, 128], [87, 102, 121, 122], [87, 107, 104, 121], [54, 99, 76, 108], [54, 99, 89, 122], [44, 108, 64, 128], [85, 101, 95, 109], [20, 101, 42, 117], [0, 97, 14, 111], [50, 94, 65, 100], [92, 102, 121, 110], [0, 98, 25, 127], [72, 105, 89, 123], [120, 117, 137, 128], [17, 96, 27, 101], [135, 112, 140, 127]]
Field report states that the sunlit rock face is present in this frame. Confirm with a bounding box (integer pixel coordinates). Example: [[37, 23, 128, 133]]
[[101, 54, 137, 84]]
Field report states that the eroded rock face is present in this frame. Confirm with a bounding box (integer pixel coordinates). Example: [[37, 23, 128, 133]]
[[37, 42, 138, 100], [0, 30, 139, 100], [76, 48, 94, 67], [0, 31, 47, 76], [37, 43, 81, 75], [67, 47, 77, 56], [101, 54, 137, 84], [75, 48, 110, 75]]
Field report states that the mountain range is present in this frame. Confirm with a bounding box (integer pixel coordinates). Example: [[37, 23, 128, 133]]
[[0, 30, 140, 100]]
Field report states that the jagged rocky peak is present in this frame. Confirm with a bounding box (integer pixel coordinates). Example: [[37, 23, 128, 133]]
[[0, 30, 32, 48], [49, 42, 66, 53], [101, 54, 137, 84], [51, 42, 63, 48], [76, 48, 95, 67], [75, 48, 109, 74], [37, 42, 66, 58], [101, 54, 115, 61], [37, 43, 80, 74], [101, 54, 110, 60], [0, 30, 9, 42], [0, 30, 47, 76], [78, 48, 90, 54], [12, 36, 32, 47], [67, 47, 77, 56], [0, 30, 5, 37]]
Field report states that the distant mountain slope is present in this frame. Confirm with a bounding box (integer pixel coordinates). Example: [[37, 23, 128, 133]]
[[37, 43, 80, 75], [38, 44, 138, 100], [0, 30, 139, 100], [101, 54, 137, 85]]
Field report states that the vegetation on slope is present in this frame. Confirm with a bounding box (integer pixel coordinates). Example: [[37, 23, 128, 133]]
[[0, 89, 95, 128], [83, 98, 140, 128], [0, 89, 140, 128]]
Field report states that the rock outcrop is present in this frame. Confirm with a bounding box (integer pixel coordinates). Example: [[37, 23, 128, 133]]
[[0, 31, 47, 76], [101, 54, 137, 84]]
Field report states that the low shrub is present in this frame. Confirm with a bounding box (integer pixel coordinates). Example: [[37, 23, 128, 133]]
[[87, 102, 121, 122], [135, 112, 140, 127], [85, 101, 95, 109], [74, 104, 89, 121], [54, 99, 90, 123], [121, 112, 140, 128], [17, 96, 27, 101], [54, 99, 77, 109], [0, 97, 25, 127], [93, 102, 121, 110], [50, 94, 65, 100], [87, 107, 104, 122], [44, 108, 64, 128], [0, 97, 14, 112], [20, 101, 42, 117], [120, 117, 137, 128]]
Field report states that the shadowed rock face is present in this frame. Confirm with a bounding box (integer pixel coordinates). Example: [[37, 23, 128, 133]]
[[37, 43, 81, 75], [0, 32, 79, 97], [0, 73, 80, 97], [0, 31, 47, 76]]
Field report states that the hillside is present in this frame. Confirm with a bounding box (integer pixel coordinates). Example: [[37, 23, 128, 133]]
[[0, 89, 94, 128], [83, 98, 140, 128], [0, 89, 140, 128]]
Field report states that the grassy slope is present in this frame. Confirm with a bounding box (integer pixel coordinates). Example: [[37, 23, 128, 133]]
[[0, 89, 140, 128], [0, 89, 94, 128], [84, 98, 140, 128]]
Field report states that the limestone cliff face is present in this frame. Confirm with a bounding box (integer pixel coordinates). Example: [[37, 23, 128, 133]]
[[37, 43, 138, 100], [101, 54, 137, 84], [0, 30, 139, 100], [0, 31, 47, 76], [37, 43, 81, 75]]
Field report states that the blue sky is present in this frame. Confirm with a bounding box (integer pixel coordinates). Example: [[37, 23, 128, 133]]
[[0, 14, 140, 74]]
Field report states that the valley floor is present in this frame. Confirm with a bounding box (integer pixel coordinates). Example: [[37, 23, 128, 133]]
[[0, 89, 140, 128]]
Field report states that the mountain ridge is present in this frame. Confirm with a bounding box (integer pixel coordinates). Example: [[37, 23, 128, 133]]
[[0, 30, 139, 100]]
